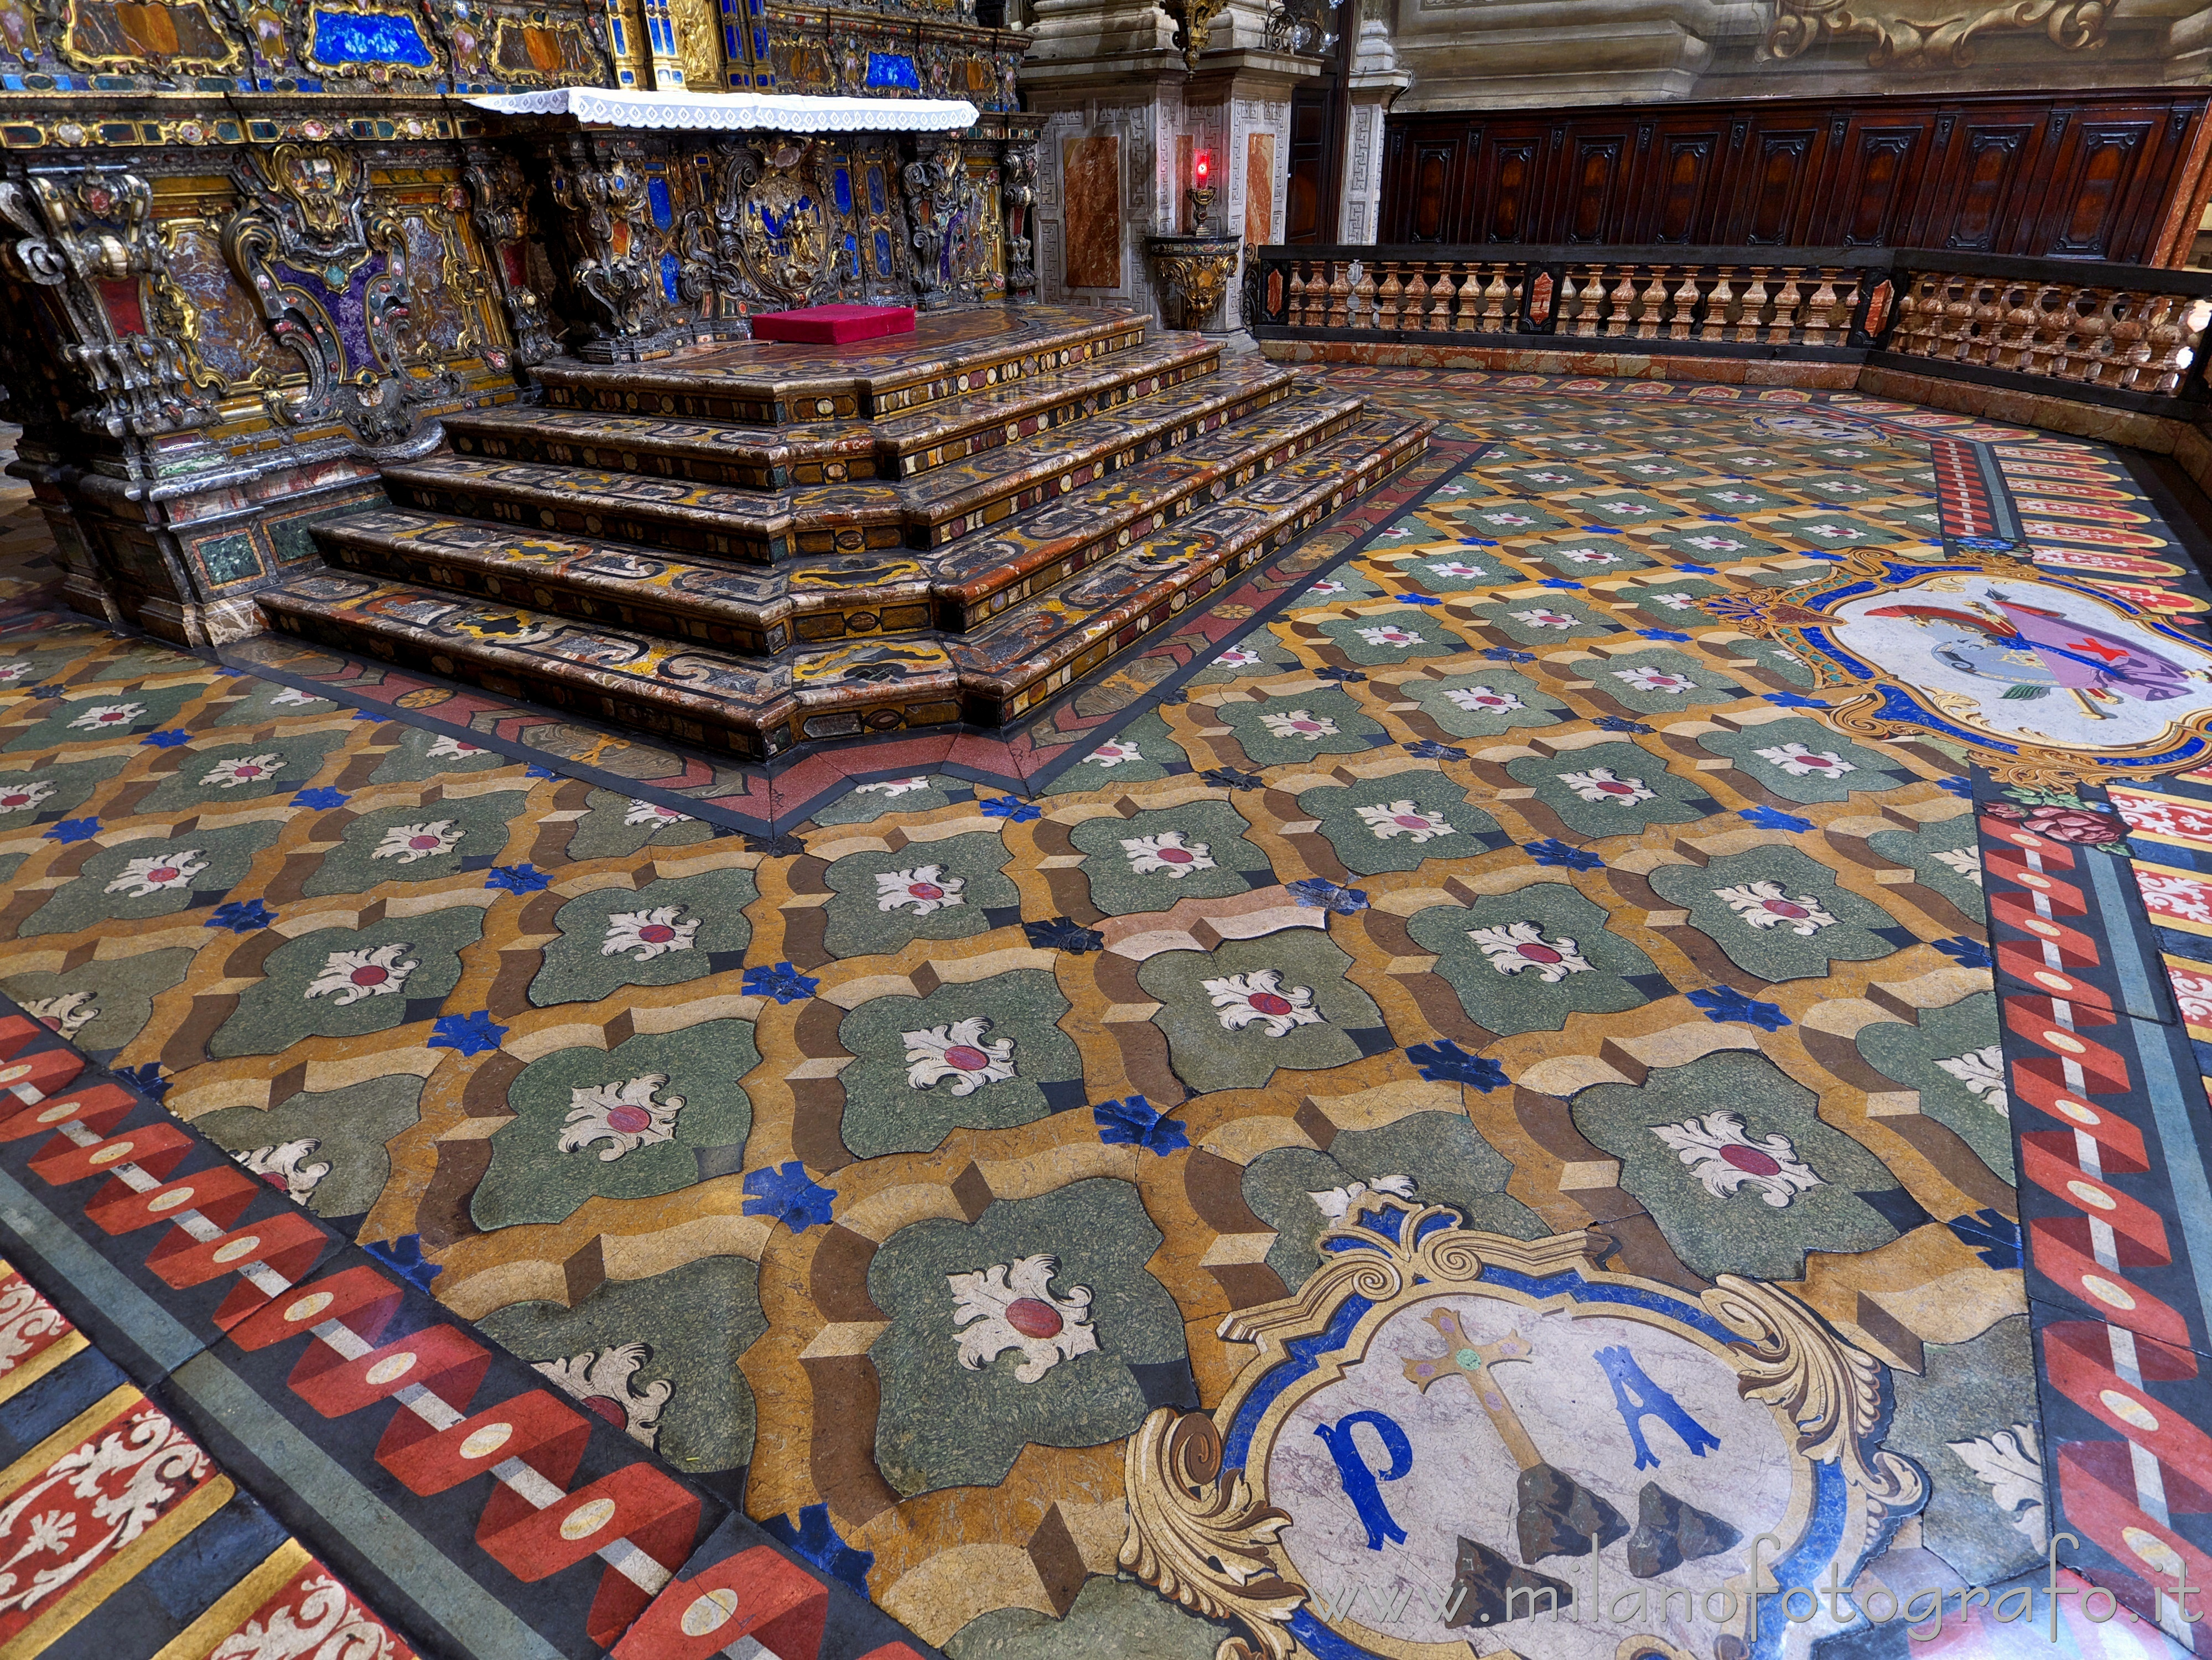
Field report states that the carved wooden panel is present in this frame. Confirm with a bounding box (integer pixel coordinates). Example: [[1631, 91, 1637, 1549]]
[[1377, 89, 2210, 263]]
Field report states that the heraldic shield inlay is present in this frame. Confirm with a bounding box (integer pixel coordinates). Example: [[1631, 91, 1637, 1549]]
[[1119, 1199, 1927, 1660], [1711, 549, 2212, 785]]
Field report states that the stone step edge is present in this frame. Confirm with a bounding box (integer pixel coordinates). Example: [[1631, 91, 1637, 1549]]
[[252, 577, 950, 764], [958, 415, 1437, 724], [446, 334, 1226, 490], [532, 310, 1156, 426], [316, 389, 1365, 655], [380, 362, 1304, 565]]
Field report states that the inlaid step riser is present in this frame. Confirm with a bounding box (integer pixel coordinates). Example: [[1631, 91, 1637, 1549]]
[[449, 337, 1222, 490], [535, 309, 1150, 426], [257, 412, 1432, 760], [934, 395, 1366, 632], [314, 390, 1361, 659], [315, 513, 929, 659], [385, 363, 1299, 568], [958, 418, 1432, 725]]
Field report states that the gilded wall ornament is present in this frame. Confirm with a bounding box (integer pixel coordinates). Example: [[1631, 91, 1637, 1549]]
[[549, 136, 682, 358], [1163, 0, 1227, 68], [1120, 1201, 1927, 1659], [0, 168, 220, 438], [1763, 0, 2108, 66], [224, 143, 459, 445], [55, 0, 247, 76], [464, 149, 559, 366]]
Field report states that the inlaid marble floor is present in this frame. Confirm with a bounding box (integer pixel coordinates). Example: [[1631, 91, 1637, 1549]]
[[1, 371, 2209, 1660]]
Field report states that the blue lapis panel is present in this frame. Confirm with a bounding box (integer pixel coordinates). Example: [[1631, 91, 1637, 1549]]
[[308, 7, 435, 65], [874, 229, 893, 276], [660, 252, 681, 302], [867, 164, 886, 215], [865, 51, 918, 89], [845, 232, 860, 278], [646, 175, 673, 230], [833, 167, 853, 215]]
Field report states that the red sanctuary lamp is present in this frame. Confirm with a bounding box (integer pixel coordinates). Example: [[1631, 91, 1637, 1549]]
[[1190, 148, 1215, 233]]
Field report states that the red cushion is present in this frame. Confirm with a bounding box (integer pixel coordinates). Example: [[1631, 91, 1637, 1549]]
[[750, 304, 917, 344]]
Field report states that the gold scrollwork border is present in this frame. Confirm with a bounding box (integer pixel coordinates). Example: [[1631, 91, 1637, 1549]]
[[1120, 1210, 1925, 1660], [1705, 545, 2212, 787]]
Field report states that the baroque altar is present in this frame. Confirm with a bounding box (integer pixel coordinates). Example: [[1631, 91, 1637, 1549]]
[[0, 0, 1040, 647]]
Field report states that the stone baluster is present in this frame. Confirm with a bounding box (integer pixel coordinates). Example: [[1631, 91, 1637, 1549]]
[[1733, 267, 1771, 343], [2152, 297, 2204, 393], [1352, 262, 1376, 330], [1481, 266, 1512, 331], [1700, 268, 1736, 341], [1668, 270, 1700, 338], [1427, 263, 1454, 330], [1605, 267, 1637, 334], [2073, 289, 2116, 382], [2018, 286, 2062, 376], [1287, 263, 1308, 328], [1940, 278, 1977, 362], [1801, 271, 1839, 347], [1455, 263, 1484, 331], [1995, 284, 2038, 371], [1327, 262, 1352, 329], [1965, 281, 2006, 365], [2110, 293, 2152, 388], [1771, 269, 1804, 343], [1403, 264, 1430, 328], [1570, 266, 1605, 336], [1374, 263, 1401, 330]]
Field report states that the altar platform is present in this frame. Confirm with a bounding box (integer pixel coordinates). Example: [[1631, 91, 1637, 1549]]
[[254, 306, 1431, 761]]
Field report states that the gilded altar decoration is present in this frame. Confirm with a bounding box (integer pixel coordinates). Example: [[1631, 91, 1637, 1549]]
[[1162, 0, 1228, 67], [1121, 1200, 1925, 1660], [551, 138, 682, 358], [55, 0, 246, 74], [680, 138, 831, 309], [0, 168, 220, 438], [223, 143, 460, 445], [1146, 231, 1239, 330], [465, 149, 559, 366], [1706, 548, 2212, 784], [1763, 0, 2108, 66]]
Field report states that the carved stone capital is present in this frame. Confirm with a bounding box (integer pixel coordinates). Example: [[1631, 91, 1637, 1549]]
[[1763, 0, 2109, 66]]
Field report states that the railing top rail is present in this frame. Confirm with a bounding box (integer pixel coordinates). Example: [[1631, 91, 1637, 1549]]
[[1250, 244, 2212, 295]]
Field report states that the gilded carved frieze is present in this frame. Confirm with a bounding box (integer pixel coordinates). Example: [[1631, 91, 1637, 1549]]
[[54, 0, 247, 75], [464, 147, 560, 365], [0, 167, 221, 438], [222, 142, 464, 445], [548, 135, 683, 357], [1763, 0, 2109, 66]]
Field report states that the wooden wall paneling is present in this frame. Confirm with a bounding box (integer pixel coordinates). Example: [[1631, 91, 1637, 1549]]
[[1371, 90, 2212, 264]]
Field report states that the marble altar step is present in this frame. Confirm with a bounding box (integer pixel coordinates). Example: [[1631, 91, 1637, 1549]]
[[381, 357, 1299, 566], [445, 331, 1223, 489], [532, 302, 1150, 426], [954, 412, 1433, 724], [311, 384, 1369, 657], [256, 410, 1432, 759]]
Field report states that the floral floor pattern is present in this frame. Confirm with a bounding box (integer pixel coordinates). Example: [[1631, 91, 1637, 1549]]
[[1, 370, 2210, 1660]]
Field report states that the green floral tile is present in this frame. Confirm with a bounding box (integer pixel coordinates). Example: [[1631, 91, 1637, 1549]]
[[1580, 647, 1741, 714], [1868, 814, 1985, 922], [303, 791, 529, 898], [2, 946, 198, 1055], [6, 684, 206, 751], [1295, 770, 1506, 876], [1400, 668, 1569, 738], [0, 751, 128, 823], [1882, 1317, 2045, 1586], [479, 1254, 765, 1476], [1697, 718, 1904, 803], [1071, 800, 1271, 916], [1040, 714, 1187, 795], [835, 968, 1081, 1158], [1466, 594, 1614, 645], [369, 724, 516, 784], [474, 1019, 757, 1230], [1856, 992, 2013, 1183], [192, 1073, 424, 1219], [212, 679, 344, 726], [1570, 1049, 1910, 1280], [562, 788, 719, 859], [1240, 1110, 1544, 1290], [868, 1178, 1189, 1497], [137, 730, 351, 811], [528, 865, 755, 1007], [1648, 844, 1902, 984], [1408, 879, 1660, 1036], [1504, 741, 1713, 838], [1520, 535, 1656, 579], [1138, 928, 1384, 1093], [211, 903, 486, 1059], [810, 774, 972, 824], [20, 818, 281, 937], [820, 831, 1020, 957], [945, 1577, 1231, 1660], [1214, 687, 1387, 765]]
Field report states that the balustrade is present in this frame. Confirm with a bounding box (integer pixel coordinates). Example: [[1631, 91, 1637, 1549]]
[[1245, 242, 2212, 410]]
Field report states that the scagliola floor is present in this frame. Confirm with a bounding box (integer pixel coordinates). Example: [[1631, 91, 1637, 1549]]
[[2, 365, 2210, 1660]]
